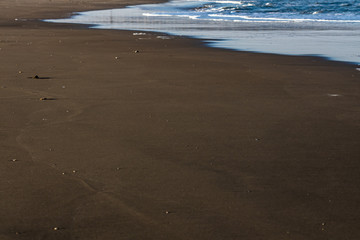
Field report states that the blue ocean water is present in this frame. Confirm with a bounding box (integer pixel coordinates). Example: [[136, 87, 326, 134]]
[[144, 0, 360, 23], [46, 0, 360, 64]]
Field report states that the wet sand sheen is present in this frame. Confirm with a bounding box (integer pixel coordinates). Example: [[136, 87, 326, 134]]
[[1, 0, 360, 239]]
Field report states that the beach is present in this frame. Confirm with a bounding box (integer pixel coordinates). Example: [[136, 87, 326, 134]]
[[1, 0, 360, 239]]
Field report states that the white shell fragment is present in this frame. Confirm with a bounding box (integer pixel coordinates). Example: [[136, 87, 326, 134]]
[[133, 32, 146, 36]]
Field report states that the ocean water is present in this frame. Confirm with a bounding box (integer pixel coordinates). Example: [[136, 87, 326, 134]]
[[46, 0, 360, 64]]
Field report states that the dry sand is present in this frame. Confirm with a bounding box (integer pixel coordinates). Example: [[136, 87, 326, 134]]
[[1, 1, 360, 239]]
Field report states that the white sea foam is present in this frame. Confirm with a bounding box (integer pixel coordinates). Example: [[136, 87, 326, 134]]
[[195, 13, 360, 23], [213, 1, 243, 4], [242, 3, 255, 7], [143, 13, 172, 17]]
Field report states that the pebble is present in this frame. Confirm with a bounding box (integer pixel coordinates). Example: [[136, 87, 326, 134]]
[[11, 159, 17, 162], [327, 93, 341, 97], [156, 36, 171, 40], [134, 50, 140, 53]]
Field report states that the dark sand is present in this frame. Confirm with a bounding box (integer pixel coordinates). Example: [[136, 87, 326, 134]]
[[1, 1, 360, 239]]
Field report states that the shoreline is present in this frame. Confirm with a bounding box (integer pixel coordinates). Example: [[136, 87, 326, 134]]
[[43, 1, 360, 65], [10, 0, 360, 66], [1, 1, 360, 240]]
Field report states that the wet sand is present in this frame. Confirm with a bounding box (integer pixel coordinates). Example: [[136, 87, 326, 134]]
[[1, 1, 360, 239]]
